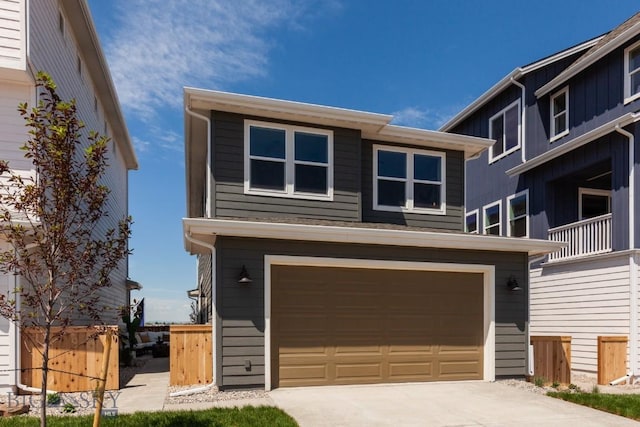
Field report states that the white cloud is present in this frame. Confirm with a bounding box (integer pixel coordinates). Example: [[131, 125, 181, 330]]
[[391, 103, 470, 130], [104, 0, 322, 121], [131, 136, 151, 153], [391, 107, 430, 128]]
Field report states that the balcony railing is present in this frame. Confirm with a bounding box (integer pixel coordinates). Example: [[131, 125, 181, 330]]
[[547, 213, 612, 262]]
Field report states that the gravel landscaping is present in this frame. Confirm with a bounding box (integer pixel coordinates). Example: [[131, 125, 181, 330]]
[[165, 384, 269, 405]]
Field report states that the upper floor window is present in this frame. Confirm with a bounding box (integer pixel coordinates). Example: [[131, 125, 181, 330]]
[[483, 200, 501, 235], [244, 120, 333, 200], [625, 40, 640, 104], [507, 190, 528, 237], [465, 209, 478, 234], [373, 145, 445, 215], [550, 87, 569, 142], [489, 100, 520, 163]]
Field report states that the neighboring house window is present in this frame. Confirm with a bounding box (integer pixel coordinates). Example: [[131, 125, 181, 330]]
[[483, 200, 501, 235], [507, 190, 528, 237], [579, 188, 611, 220], [625, 40, 640, 104], [244, 120, 333, 200], [550, 87, 569, 141], [373, 145, 445, 215], [489, 100, 520, 163], [465, 209, 479, 234]]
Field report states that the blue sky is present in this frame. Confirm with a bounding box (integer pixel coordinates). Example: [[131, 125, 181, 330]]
[[86, 0, 639, 322]]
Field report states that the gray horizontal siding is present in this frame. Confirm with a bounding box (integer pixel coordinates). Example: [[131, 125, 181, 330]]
[[216, 236, 528, 388], [212, 111, 361, 222], [361, 140, 464, 230]]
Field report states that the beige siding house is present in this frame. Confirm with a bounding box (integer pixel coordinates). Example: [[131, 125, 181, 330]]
[[0, 0, 138, 393]]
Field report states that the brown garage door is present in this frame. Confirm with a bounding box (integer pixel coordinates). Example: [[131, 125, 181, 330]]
[[271, 265, 484, 388]]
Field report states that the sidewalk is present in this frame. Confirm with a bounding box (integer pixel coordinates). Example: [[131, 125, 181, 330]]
[[116, 356, 170, 413], [115, 356, 273, 413]]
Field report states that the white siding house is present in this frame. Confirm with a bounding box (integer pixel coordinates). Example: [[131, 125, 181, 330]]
[[0, 0, 138, 393]]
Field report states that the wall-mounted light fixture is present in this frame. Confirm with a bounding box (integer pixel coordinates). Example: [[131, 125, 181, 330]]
[[238, 265, 253, 284], [506, 275, 521, 291]]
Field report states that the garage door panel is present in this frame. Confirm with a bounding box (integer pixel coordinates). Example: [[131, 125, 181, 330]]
[[387, 345, 434, 356], [272, 266, 484, 387], [280, 364, 329, 385], [388, 362, 433, 379], [279, 345, 329, 356], [335, 363, 383, 382], [334, 345, 383, 356], [439, 361, 482, 377]]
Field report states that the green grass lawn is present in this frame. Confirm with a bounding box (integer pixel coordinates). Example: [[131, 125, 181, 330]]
[[0, 406, 298, 426], [548, 391, 640, 420]]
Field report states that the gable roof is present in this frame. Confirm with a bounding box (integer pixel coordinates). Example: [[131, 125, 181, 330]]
[[536, 12, 640, 98], [439, 36, 601, 132]]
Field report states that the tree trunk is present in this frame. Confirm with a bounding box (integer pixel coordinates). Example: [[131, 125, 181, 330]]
[[40, 326, 51, 427]]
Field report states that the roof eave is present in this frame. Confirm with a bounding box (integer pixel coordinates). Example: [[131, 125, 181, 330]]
[[183, 218, 565, 258], [368, 125, 494, 159], [507, 112, 640, 176], [439, 69, 522, 132], [61, 0, 138, 170], [536, 23, 640, 98], [184, 87, 393, 133]]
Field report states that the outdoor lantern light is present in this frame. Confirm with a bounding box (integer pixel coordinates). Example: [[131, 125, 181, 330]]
[[238, 265, 253, 284], [506, 275, 521, 291]]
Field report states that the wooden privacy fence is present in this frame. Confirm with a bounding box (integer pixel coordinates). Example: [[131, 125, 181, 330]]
[[170, 325, 212, 386], [530, 336, 571, 385], [21, 326, 119, 392], [598, 336, 627, 385]]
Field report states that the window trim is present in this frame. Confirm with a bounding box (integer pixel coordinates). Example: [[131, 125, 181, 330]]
[[506, 190, 529, 237], [482, 200, 502, 235], [550, 87, 569, 142], [373, 145, 446, 215], [578, 187, 611, 220], [244, 120, 334, 201], [624, 39, 640, 105], [488, 99, 521, 163], [465, 209, 479, 234]]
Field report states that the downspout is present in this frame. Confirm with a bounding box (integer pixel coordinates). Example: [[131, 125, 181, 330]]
[[170, 232, 217, 397], [14, 271, 51, 394], [615, 124, 636, 383], [527, 254, 547, 376], [185, 107, 212, 218], [510, 77, 526, 163]]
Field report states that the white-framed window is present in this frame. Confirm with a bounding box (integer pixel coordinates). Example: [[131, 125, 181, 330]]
[[489, 100, 521, 163], [578, 187, 611, 220], [625, 39, 640, 104], [373, 145, 446, 215], [483, 200, 502, 235], [244, 120, 333, 200], [550, 87, 569, 142], [507, 190, 529, 237], [465, 209, 479, 234]]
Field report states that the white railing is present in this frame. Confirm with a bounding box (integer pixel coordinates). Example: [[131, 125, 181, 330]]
[[547, 213, 612, 262]]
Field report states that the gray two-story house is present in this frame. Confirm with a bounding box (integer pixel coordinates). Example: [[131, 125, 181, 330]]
[[443, 13, 640, 380], [182, 88, 561, 390]]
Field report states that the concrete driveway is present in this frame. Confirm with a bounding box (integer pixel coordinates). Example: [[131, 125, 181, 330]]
[[269, 381, 639, 427]]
